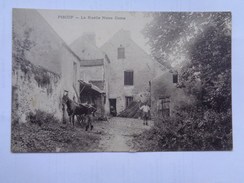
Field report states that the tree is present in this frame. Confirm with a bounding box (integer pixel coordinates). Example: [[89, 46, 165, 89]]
[[142, 12, 232, 150], [182, 13, 231, 113], [143, 12, 211, 70], [13, 27, 36, 63], [144, 12, 231, 113]]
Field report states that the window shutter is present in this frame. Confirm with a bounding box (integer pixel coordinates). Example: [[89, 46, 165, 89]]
[[124, 71, 133, 85]]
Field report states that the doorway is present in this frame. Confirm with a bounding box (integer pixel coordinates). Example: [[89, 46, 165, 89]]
[[159, 97, 170, 117], [109, 99, 117, 116], [125, 96, 133, 107]]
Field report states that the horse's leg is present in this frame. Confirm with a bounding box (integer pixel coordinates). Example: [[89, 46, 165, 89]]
[[90, 116, 93, 130], [83, 115, 86, 125], [71, 114, 75, 127], [81, 116, 84, 126], [85, 115, 89, 131], [80, 115, 83, 126], [77, 115, 81, 126], [73, 115, 75, 127]]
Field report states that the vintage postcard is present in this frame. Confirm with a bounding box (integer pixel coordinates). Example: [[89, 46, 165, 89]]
[[11, 9, 232, 152]]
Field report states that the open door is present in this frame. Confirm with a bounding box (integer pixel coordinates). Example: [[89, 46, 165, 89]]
[[109, 99, 117, 116]]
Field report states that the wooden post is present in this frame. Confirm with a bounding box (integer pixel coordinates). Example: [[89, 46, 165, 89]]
[[73, 84, 81, 103]]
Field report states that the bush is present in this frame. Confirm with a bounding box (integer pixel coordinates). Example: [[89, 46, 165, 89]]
[[27, 110, 59, 126], [160, 108, 231, 151], [34, 71, 51, 87], [133, 106, 232, 151]]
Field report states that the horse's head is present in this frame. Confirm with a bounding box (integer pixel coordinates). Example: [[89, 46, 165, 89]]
[[88, 104, 97, 116]]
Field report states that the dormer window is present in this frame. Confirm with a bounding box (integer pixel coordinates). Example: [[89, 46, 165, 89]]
[[118, 45, 125, 59], [173, 73, 178, 83]]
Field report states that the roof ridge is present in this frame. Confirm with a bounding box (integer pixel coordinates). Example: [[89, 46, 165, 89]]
[[36, 9, 82, 62]]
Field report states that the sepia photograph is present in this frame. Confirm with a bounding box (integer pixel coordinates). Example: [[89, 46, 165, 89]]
[[11, 9, 232, 152]]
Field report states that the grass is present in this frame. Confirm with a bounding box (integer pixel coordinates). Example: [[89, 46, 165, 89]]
[[132, 110, 232, 151], [11, 110, 102, 153]]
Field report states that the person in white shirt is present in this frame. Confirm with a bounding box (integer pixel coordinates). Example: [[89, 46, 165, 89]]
[[140, 103, 150, 125]]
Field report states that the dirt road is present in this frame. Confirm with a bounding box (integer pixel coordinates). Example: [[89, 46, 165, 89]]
[[92, 117, 153, 152], [11, 116, 153, 152]]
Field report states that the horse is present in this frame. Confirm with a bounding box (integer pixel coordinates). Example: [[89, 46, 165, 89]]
[[62, 94, 96, 130]]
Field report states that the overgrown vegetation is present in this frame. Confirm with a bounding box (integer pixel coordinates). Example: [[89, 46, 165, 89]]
[[34, 68, 51, 87], [11, 110, 101, 152], [134, 12, 232, 151], [13, 26, 59, 92], [27, 110, 59, 126], [133, 108, 232, 151]]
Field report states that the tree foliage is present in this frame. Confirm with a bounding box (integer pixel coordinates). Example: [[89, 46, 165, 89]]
[[13, 27, 36, 63], [181, 13, 231, 113], [142, 12, 232, 150], [144, 12, 231, 113]]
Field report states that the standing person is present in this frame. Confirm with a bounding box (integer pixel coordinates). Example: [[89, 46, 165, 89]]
[[110, 105, 116, 116], [85, 104, 96, 131], [140, 102, 150, 125]]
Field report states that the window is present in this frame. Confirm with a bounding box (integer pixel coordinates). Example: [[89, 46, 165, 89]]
[[160, 97, 170, 117], [124, 71, 134, 85], [125, 96, 133, 107], [173, 73, 178, 83], [118, 45, 125, 59]]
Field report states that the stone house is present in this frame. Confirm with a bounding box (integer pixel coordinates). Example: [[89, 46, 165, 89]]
[[150, 70, 195, 118], [100, 29, 156, 114], [68, 33, 111, 116], [12, 9, 107, 122], [12, 9, 165, 122], [12, 9, 69, 122]]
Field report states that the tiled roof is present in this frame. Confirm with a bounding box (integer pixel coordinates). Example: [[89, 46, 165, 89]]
[[89, 80, 105, 90], [79, 80, 104, 94]]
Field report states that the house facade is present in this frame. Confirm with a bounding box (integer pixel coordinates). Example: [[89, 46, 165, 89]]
[[68, 33, 111, 117], [13, 9, 164, 122], [12, 9, 108, 122], [12, 9, 73, 122], [101, 29, 155, 114], [150, 70, 195, 118]]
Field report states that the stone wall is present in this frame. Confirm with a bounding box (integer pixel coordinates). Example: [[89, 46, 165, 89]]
[[12, 60, 62, 123]]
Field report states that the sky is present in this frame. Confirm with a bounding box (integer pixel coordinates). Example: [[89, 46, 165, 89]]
[[38, 9, 152, 53]]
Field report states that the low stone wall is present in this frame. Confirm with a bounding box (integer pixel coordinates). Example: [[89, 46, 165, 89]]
[[12, 59, 62, 123]]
